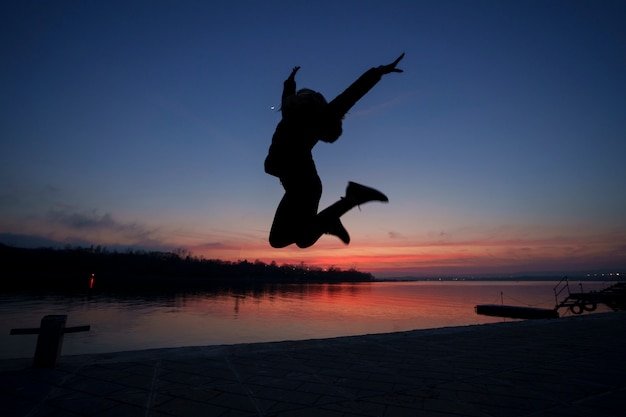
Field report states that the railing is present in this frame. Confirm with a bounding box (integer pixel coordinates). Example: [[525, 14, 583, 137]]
[[10, 315, 90, 368], [553, 276, 571, 308]]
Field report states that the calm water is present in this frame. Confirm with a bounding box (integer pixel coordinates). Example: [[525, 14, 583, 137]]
[[0, 280, 611, 359]]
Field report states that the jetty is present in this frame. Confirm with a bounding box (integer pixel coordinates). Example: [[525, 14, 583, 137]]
[[555, 278, 626, 314], [474, 304, 559, 319], [476, 277, 626, 320]]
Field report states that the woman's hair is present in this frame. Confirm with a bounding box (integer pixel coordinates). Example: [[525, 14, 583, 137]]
[[282, 89, 327, 114], [319, 117, 343, 143], [282, 89, 343, 143]]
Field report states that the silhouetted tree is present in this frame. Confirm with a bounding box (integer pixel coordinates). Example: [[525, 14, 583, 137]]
[[0, 244, 374, 291]]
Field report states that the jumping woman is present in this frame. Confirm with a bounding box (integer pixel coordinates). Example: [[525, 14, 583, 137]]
[[265, 53, 404, 248]]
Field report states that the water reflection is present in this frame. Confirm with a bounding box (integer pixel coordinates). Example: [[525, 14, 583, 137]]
[[0, 281, 611, 359]]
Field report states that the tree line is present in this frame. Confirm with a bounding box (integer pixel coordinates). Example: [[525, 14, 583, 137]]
[[0, 244, 374, 291]]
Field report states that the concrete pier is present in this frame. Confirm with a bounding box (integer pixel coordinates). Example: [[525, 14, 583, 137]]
[[2, 311, 625, 416]]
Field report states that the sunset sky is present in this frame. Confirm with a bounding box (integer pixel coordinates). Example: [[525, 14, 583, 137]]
[[2, 0, 625, 277]]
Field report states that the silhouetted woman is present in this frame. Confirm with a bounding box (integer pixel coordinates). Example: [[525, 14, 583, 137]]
[[265, 53, 404, 248]]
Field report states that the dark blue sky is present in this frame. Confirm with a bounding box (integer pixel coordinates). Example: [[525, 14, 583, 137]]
[[1, 0, 625, 276]]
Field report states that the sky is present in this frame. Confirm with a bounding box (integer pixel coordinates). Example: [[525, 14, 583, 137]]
[[1, 0, 625, 278]]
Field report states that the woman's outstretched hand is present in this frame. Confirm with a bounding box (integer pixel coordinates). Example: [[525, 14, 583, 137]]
[[379, 53, 405, 74], [288, 66, 301, 80]]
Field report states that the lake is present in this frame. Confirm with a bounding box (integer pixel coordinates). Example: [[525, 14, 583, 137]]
[[0, 280, 612, 359]]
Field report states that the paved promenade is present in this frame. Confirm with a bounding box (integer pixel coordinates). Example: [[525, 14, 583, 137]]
[[2, 311, 625, 417]]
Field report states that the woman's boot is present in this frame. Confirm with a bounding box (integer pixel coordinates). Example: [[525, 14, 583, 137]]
[[345, 182, 388, 207]]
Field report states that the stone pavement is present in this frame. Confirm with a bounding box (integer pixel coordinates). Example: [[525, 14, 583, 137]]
[[2, 311, 625, 417]]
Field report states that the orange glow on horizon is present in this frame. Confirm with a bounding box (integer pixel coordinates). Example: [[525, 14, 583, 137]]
[[25, 220, 622, 277], [189, 231, 626, 277]]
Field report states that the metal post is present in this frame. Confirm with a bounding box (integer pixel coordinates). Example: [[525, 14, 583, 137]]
[[33, 315, 67, 368], [10, 315, 90, 368]]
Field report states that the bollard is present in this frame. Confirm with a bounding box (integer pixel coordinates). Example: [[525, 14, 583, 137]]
[[33, 315, 67, 368], [10, 314, 90, 368]]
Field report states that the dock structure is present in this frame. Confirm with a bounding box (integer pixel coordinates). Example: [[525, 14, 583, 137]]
[[555, 279, 626, 314], [476, 277, 626, 320], [474, 304, 559, 320]]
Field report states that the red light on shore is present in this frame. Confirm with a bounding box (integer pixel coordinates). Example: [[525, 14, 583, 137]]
[[89, 274, 95, 289]]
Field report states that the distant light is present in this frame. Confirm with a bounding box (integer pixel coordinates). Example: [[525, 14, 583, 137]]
[[270, 106, 275, 110]]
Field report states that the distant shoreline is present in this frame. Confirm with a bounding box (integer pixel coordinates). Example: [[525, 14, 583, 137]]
[[374, 275, 621, 282], [0, 244, 374, 291], [1, 243, 621, 291]]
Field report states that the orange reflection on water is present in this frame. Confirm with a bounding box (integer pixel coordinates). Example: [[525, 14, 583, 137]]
[[1, 281, 612, 359]]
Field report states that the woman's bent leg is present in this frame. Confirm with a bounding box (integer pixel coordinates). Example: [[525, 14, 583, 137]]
[[269, 193, 298, 248], [270, 172, 322, 248]]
